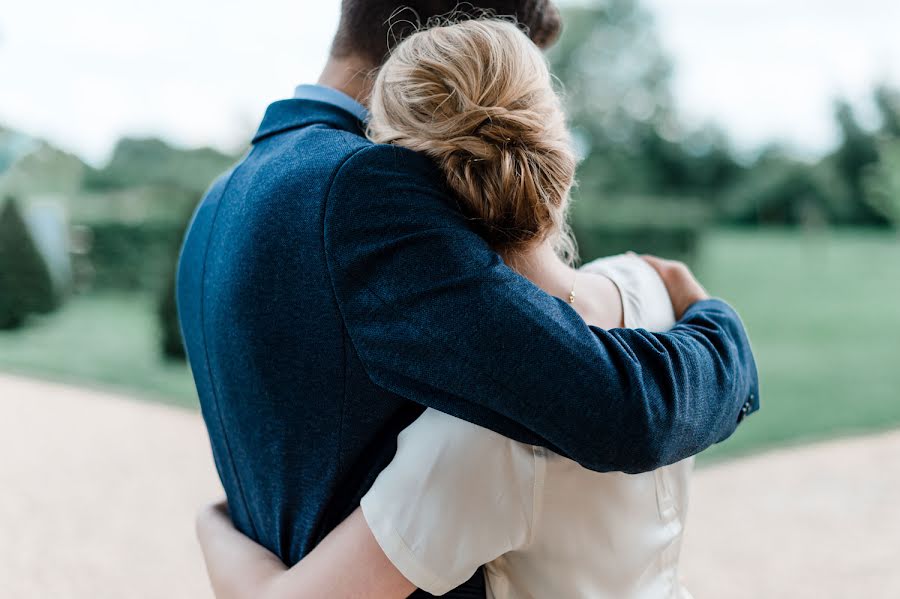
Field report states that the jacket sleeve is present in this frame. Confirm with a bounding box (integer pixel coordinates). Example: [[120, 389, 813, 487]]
[[323, 144, 759, 473]]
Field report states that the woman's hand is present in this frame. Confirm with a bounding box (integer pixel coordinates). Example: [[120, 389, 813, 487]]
[[640, 254, 710, 318], [196, 501, 286, 599], [195, 501, 416, 599]]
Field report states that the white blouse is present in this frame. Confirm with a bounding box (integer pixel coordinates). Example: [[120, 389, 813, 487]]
[[360, 254, 695, 598]]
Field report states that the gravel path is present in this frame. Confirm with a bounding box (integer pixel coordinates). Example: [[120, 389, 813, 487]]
[[1, 374, 897, 598]]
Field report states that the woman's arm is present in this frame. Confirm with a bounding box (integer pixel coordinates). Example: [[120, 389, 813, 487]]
[[196, 502, 415, 599]]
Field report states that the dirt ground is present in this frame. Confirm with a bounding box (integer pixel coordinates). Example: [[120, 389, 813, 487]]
[[1, 374, 897, 598]]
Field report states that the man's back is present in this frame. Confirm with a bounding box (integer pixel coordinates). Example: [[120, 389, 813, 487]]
[[178, 99, 419, 562]]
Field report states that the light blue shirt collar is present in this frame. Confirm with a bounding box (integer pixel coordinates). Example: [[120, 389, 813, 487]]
[[293, 84, 369, 123]]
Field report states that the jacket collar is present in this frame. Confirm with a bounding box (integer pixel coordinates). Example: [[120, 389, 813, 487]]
[[293, 84, 369, 122], [252, 97, 367, 144]]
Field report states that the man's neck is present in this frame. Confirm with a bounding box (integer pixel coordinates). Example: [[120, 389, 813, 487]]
[[317, 55, 377, 107]]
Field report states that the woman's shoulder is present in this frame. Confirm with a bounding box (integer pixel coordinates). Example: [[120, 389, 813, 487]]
[[398, 408, 538, 465], [580, 254, 676, 332]]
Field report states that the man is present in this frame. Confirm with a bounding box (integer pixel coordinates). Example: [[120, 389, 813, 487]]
[[177, 1, 759, 597]]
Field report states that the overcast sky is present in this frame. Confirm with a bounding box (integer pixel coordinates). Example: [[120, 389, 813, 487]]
[[2, 0, 899, 165]]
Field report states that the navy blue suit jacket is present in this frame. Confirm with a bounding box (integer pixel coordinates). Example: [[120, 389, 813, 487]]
[[177, 97, 759, 597]]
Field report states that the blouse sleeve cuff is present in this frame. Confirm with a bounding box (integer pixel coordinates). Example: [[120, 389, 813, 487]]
[[360, 493, 460, 596]]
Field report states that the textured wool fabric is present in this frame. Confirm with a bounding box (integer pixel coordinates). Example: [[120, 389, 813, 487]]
[[176, 96, 759, 598]]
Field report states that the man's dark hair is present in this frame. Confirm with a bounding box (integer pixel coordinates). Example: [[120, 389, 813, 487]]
[[332, 1, 562, 64]]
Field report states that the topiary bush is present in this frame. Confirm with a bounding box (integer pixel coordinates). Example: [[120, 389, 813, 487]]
[[0, 196, 59, 329]]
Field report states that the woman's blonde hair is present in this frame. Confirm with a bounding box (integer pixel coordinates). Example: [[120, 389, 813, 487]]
[[367, 18, 577, 261]]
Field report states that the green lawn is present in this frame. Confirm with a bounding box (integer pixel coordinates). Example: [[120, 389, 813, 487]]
[[696, 229, 900, 461], [1, 229, 898, 459], [0, 293, 197, 408]]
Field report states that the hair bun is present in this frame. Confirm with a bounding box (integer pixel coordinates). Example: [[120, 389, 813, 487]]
[[368, 19, 577, 256], [437, 105, 542, 165], [470, 107, 541, 150]]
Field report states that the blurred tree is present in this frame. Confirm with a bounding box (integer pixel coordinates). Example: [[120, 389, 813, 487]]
[[549, 0, 744, 203], [548, 2, 900, 231], [84, 137, 236, 195], [548, 0, 744, 262], [874, 85, 900, 137], [863, 85, 900, 228], [0, 141, 86, 200], [725, 91, 899, 228], [0, 197, 59, 329], [721, 148, 847, 227], [863, 139, 900, 228], [831, 100, 884, 224]]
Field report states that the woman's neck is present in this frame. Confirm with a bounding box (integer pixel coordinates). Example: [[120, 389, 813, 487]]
[[505, 242, 625, 329], [503, 242, 577, 303]]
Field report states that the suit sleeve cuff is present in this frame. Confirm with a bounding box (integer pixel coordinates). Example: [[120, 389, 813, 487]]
[[682, 297, 761, 424]]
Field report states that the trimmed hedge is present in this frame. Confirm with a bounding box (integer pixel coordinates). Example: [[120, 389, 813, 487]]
[[573, 225, 701, 266], [571, 196, 709, 266], [157, 210, 196, 361], [84, 222, 183, 292]]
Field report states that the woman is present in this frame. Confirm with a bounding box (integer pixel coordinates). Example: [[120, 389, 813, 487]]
[[197, 18, 694, 598]]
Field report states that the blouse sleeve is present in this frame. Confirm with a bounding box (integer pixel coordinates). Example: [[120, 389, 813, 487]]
[[360, 408, 542, 596]]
